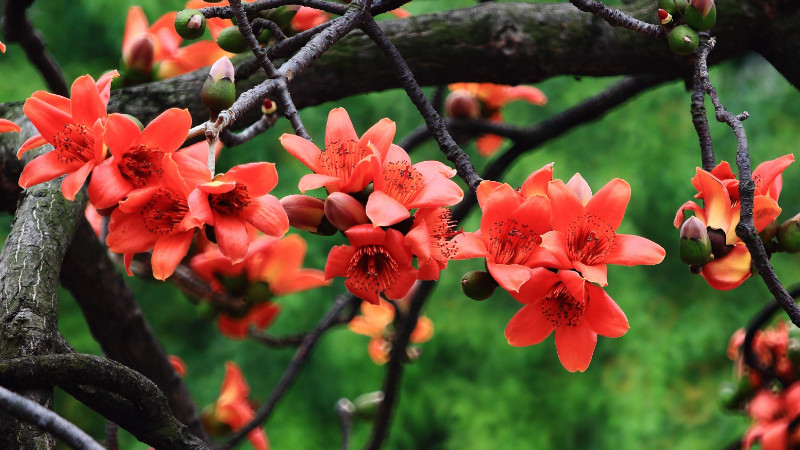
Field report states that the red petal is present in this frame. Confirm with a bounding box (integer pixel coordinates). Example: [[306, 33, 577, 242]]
[[476, 180, 504, 210], [555, 322, 597, 372], [547, 180, 584, 233], [18, 151, 74, 189], [324, 245, 356, 279], [752, 195, 781, 233], [448, 232, 490, 259], [70, 75, 107, 128], [224, 162, 278, 197], [123, 6, 149, 52], [505, 303, 555, 346], [383, 268, 418, 300], [694, 168, 732, 233], [105, 114, 142, 160], [584, 284, 629, 338], [700, 244, 752, 290], [673, 200, 706, 229], [509, 268, 559, 304], [573, 261, 607, 287], [139, 108, 191, 152], [480, 184, 522, 241], [106, 210, 158, 254], [366, 190, 410, 227], [214, 212, 250, 264], [188, 189, 214, 225], [241, 195, 289, 237], [585, 178, 630, 231], [753, 154, 794, 200], [280, 134, 322, 173], [24, 97, 73, 143], [0, 119, 20, 133], [476, 133, 504, 157], [61, 161, 95, 201], [519, 163, 554, 198], [325, 108, 358, 149], [298, 173, 340, 193], [487, 261, 531, 293], [604, 234, 666, 266], [151, 230, 194, 280], [17, 135, 47, 158], [359, 118, 396, 161]]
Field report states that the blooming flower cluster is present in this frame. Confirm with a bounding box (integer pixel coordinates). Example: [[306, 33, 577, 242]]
[[280, 108, 464, 305], [674, 155, 794, 290], [445, 82, 547, 157], [17, 72, 289, 281], [452, 164, 665, 371]]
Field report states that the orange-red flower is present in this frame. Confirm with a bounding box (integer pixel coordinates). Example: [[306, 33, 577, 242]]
[[728, 322, 794, 387], [188, 162, 289, 263], [542, 174, 665, 286], [0, 41, 6, 53], [505, 268, 629, 372], [0, 119, 20, 133], [123, 6, 231, 79], [214, 362, 269, 450], [450, 182, 558, 293], [105, 155, 204, 280], [447, 83, 547, 156], [217, 302, 282, 340], [348, 298, 433, 364], [280, 108, 395, 194], [365, 144, 463, 227], [743, 383, 800, 450], [325, 224, 417, 304], [290, 7, 332, 32], [169, 355, 188, 377], [674, 156, 792, 290], [18, 71, 117, 200], [88, 108, 196, 209], [404, 207, 458, 280]]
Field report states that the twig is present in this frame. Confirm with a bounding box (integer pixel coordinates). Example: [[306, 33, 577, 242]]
[[696, 38, 800, 327], [221, 294, 359, 449], [105, 420, 119, 450], [569, 0, 666, 39], [691, 46, 715, 171], [360, 16, 482, 192], [0, 384, 104, 450], [219, 115, 277, 147], [335, 398, 355, 450]]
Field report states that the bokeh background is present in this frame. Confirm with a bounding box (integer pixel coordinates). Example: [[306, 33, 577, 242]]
[[2, 0, 800, 448]]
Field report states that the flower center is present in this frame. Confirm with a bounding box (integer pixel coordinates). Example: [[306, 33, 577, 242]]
[[427, 208, 458, 260], [119, 144, 164, 187], [487, 218, 542, 265], [209, 185, 250, 215], [347, 245, 399, 297], [541, 282, 586, 327], [141, 188, 189, 235], [52, 124, 94, 165], [319, 139, 369, 181], [380, 162, 423, 204], [566, 213, 617, 265]]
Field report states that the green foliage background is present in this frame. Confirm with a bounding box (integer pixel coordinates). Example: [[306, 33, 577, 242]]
[[3, 0, 800, 448]]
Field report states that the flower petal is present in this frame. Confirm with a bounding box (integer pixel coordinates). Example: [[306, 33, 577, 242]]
[[139, 108, 191, 152], [241, 195, 289, 237], [604, 234, 666, 266], [701, 244, 752, 290], [487, 261, 531, 293], [18, 151, 74, 189], [585, 178, 630, 231], [280, 134, 322, 173], [24, 97, 72, 143], [151, 230, 194, 280], [547, 180, 584, 233], [694, 168, 732, 233], [366, 190, 410, 227], [359, 118, 395, 161], [105, 114, 143, 160], [223, 162, 278, 197], [61, 161, 95, 201], [214, 212, 250, 264], [70, 75, 106, 128], [584, 284, 629, 338], [505, 302, 555, 346], [325, 108, 358, 149], [555, 322, 597, 372]]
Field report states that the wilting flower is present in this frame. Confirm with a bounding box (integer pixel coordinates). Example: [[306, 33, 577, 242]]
[[505, 268, 629, 372], [542, 174, 665, 286], [674, 156, 792, 290], [450, 182, 558, 293], [88, 109, 196, 209], [280, 108, 395, 194], [446, 83, 547, 156], [743, 383, 800, 450], [0, 119, 20, 133], [325, 224, 418, 304], [105, 155, 204, 280], [348, 298, 433, 364], [18, 71, 117, 200], [365, 144, 463, 227], [122, 6, 230, 80], [210, 362, 269, 450], [188, 162, 289, 263]]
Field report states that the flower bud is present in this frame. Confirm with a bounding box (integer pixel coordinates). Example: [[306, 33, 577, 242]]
[[461, 270, 498, 301], [202, 57, 236, 117], [122, 35, 154, 75], [280, 194, 337, 235], [658, 0, 688, 16], [262, 99, 277, 115], [353, 391, 384, 421], [777, 213, 800, 253], [679, 216, 713, 265], [445, 90, 481, 119], [690, 0, 715, 17], [175, 9, 206, 40], [668, 25, 699, 56], [324, 192, 368, 231], [216, 26, 249, 53], [685, 3, 716, 31], [759, 219, 779, 245], [657, 9, 672, 25]]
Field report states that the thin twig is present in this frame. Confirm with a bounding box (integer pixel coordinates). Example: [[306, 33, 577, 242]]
[[569, 0, 666, 39], [335, 398, 355, 450], [219, 115, 277, 147], [691, 47, 715, 171]]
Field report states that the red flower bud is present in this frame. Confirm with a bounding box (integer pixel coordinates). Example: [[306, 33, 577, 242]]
[[324, 192, 368, 231], [444, 90, 481, 119], [122, 35, 154, 75], [281, 194, 336, 235], [657, 8, 672, 25]]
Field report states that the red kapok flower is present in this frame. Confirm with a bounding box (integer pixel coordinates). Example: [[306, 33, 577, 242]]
[[450, 182, 558, 293], [290, 7, 332, 32], [365, 144, 463, 227], [88, 108, 195, 209], [325, 224, 418, 304], [0, 119, 20, 133], [105, 154, 204, 280], [543, 174, 665, 286], [18, 71, 117, 200], [214, 362, 269, 450], [505, 268, 629, 372], [404, 207, 458, 280], [189, 162, 289, 263], [0, 41, 5, 53], [280, 108, 395, 194], [674, 158, 790, 290], [348, 298, 433, 365], [743, 383, 800, 450]]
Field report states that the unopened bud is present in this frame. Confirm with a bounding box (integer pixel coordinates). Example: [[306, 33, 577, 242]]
[[280, 194, 337, 235], [324, 192, 368, 231], [216, 26, 249, 53], [679, 216, 713, 266], [122, 36, 154, 75], [461, 270, 498, 301], [759, 219, 779, 245], [202, 57, 236, 117], [777, 213, 800, 253], [353, 391, 384, 421], [685, 3, 716, 31], [657, 9, 672, 25], [668, 25, 699, 56], [445, 90, 481, 119], [690, 0, 715, 17], [658, 0, 688, 16], [175, 9, 206, 40], [262, 99, 277, 115]]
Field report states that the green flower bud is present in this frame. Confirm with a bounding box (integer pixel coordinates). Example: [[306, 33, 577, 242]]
[[679, 216, 713, 265], [668, 25, 699, 56], [353, 391, 384, 421], [658, 0, 688, 16], [202, 57, 236, 117], [216, 26, 250, 53], [461, 270, 498, 301], [777, 214, 800, 253], [684, 4, 716, 31], [175, 9, 206, 40]]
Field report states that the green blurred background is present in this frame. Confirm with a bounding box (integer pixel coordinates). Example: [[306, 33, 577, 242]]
[[2, 0, 800, 448]]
